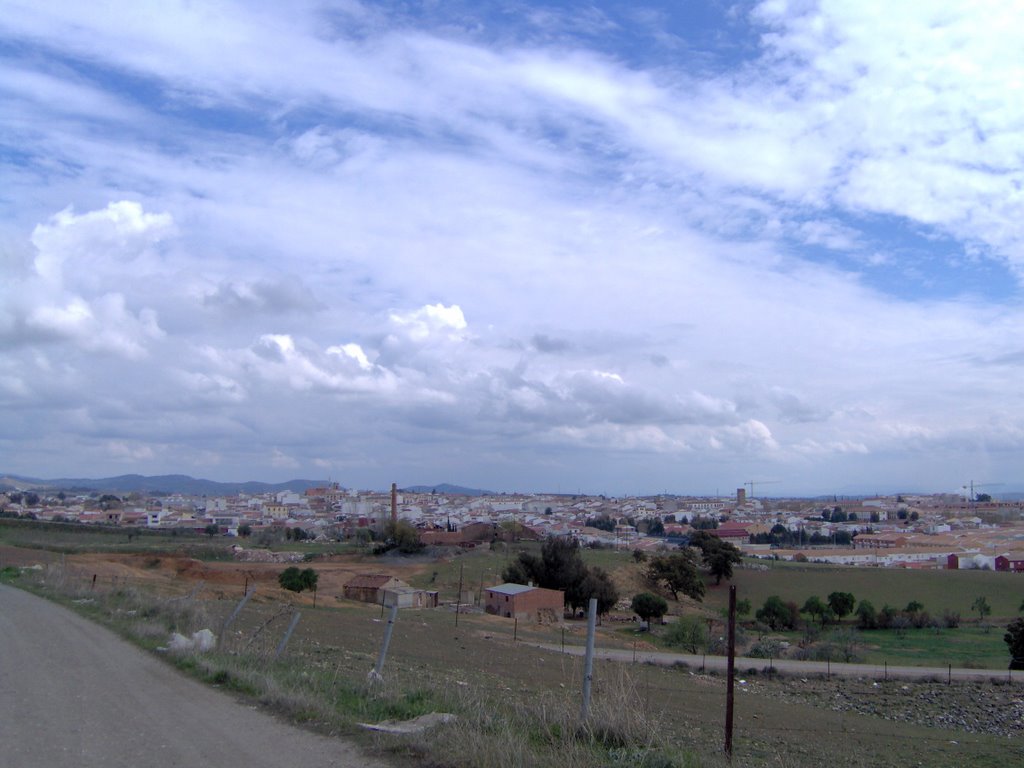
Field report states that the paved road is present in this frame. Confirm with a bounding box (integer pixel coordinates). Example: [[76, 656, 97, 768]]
[[0, 584, 391, 768], [530, 641, 1022, 683]]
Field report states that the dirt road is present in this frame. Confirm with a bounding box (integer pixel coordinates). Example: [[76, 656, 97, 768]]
[[0, 584, 392, 768], [532, 641, 1022, 683]]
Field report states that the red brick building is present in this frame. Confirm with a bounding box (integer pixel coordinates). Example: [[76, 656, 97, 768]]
[[485, 583, 564, 620]]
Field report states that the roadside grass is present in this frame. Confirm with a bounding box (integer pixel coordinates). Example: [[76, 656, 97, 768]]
[[13, 560, 699, 768]]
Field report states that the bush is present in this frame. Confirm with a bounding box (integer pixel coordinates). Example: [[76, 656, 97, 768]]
[[278, 567, 318, 593], [663, 616, 705, 652], [747, 639, 782, 659]]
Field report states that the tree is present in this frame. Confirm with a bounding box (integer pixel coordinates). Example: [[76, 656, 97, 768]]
[[237, 523, 252, 537], [827, 591, 856, 621], [905, 600, 924, 615], [705, 541, 743, 585], [279, 567, 318, 593], [645, 551, 705, 602], [687, 530, 742, 585], [632, 549, 647, 563], [736, 598, 752, 618], [855, 600, 877, 629], [909, 510, 919, 521], [568, 566, 619, 615], [376, 520, 424, 554], [204, 523, 219, 538], [504, 537, 617, 615], [972, 596, 991, 622], [646, 518, 665, 536], [757, 595, 798, 630], [801, 596, 831, 627], [896, 509, 908, 520], [976, 493, 992, 503], [1005, 617, 1024, 670], [631, 592, 668, 628], [869, 511, 880, 523]]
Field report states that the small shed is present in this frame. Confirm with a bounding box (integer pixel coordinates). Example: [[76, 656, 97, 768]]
[[485, 583, 564, 621], [384, 586, 440, 609], [343, 574, 409, 604]]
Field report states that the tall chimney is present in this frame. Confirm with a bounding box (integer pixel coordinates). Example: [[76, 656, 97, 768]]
[[391, 482, 398, 526]]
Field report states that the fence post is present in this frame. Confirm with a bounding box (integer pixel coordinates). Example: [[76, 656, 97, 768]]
[[514, 617, 518, 642], [222, 587, 256, 638], [725, 585, 736, 759], [370, 603, 400, 682], [274, 611, 302, 660], [580, 598, 597, 721]]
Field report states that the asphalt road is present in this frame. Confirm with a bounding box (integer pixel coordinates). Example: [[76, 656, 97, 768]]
[[531, 641, 1022, 683], [0, 584, 391, 768]]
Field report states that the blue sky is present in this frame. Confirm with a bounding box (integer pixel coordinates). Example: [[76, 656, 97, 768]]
[[1, 1, 1023, 496]]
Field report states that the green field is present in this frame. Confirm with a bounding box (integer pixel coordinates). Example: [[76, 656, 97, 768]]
[[856, 626, 1009, 668], [704, 558, 1024, 620]]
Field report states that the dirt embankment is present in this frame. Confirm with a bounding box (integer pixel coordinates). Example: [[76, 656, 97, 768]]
[[0, 544, 433, 605]]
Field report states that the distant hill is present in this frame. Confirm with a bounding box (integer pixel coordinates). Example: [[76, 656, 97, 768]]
[[0, 473, 328, 496], [401, 483, 494, 497]]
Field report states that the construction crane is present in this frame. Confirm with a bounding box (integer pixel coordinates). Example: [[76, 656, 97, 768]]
[[962, 481, 1002, 503], [744, 480, 781, 499]]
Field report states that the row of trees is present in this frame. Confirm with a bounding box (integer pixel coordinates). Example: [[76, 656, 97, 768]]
[[753, 593, 1005, 633]]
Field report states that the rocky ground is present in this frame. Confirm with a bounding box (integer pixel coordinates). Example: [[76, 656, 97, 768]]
[[750, 674, 1024, 738]]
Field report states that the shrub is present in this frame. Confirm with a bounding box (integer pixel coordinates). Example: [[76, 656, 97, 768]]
[[663, 616, 706, 652], [278, 567, 318, 593]]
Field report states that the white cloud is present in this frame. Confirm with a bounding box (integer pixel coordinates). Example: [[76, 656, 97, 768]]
[[389, 304, 468, 343]]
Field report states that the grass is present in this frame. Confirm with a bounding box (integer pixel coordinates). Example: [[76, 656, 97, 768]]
[[856, 626, 1010, 668]]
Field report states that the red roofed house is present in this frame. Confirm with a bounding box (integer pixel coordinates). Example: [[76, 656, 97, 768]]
[[712, 523, 750, 543]]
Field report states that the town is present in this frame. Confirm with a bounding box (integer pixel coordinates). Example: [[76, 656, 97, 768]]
[[3, 480, 1023, 572]]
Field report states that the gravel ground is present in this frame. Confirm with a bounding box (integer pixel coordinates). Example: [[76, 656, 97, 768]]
[[750, 675, 1024, 738]]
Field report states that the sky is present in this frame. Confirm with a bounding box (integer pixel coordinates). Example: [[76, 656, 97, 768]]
[[1, 1, 1023, 497]]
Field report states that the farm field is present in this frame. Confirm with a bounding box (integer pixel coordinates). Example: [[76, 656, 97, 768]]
[[701, 558, 1024, 620]]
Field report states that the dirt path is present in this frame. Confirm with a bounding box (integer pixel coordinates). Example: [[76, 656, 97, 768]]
[[0, 584, 393, 768], [531, 641, 1024, 683]]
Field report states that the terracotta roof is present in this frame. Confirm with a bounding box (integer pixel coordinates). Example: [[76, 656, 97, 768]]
[[344, 574, 399, 589]]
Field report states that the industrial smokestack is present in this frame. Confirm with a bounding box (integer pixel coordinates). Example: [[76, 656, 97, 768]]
[[391, 482, 397, 526]]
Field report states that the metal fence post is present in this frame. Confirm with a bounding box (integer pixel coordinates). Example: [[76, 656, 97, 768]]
[[274, 611, 302, 660], [370, 603, 400, 682], [580, 598, 597, 721]]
